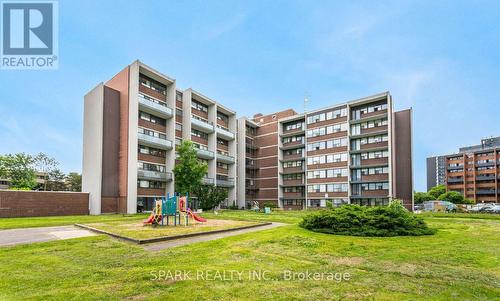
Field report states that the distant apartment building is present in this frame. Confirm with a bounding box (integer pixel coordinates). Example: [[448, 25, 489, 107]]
[[237, 93, 414, 210], [83, 61, 413, 214], [441, 137, 500, 203], [426, 156, 446, 190]]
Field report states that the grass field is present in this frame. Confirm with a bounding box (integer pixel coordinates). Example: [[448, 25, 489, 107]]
[[0, 211, 499, 300], [84, 219, 261, 240]]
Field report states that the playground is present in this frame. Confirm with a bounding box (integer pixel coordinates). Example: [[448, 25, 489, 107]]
[[78, 194, 263, 240]]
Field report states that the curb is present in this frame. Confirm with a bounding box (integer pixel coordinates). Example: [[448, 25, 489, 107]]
[[75, 222, 273, 245]]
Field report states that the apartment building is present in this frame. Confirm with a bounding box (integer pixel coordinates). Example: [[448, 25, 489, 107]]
[[83, 61, 413, 214], [426, 155, 446, 190], [444, 139, 500, 203], [82, 61, 236, 214], [427, 136, 500, 201], [237, 92, 414, 210]]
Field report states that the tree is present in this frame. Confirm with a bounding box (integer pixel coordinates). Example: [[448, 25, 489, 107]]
[[437, 191, 473, 204], [66, 172, 82, 192], [414, 192, 432, 204], [428, 184, 446, 200], [173, 140, 208, 194], [194, 184, 228, 210], [0, 153, 37, 190], [46, 169, 67, 191], [34, 153, 58, 191]]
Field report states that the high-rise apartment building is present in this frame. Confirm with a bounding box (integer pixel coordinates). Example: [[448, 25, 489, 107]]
[[237, 93, 414, 210], [83, 61, 413, 214], [427, 137, 500, 201]]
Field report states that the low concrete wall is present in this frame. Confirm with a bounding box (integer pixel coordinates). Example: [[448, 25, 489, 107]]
[[0, 190, 89, 217]]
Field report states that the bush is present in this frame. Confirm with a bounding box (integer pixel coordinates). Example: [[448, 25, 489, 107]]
[[263, 202, 277, 209], [299, 202, 436, 237]]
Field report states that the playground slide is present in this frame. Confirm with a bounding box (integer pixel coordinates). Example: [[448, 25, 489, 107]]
[[144, 213, 155, 224], [187, 209, 207, 222]]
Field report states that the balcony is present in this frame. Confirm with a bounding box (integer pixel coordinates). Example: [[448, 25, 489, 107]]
[[217, 178, 235, 187], [281, 179, 305, 187], [216, 126, 235, 140], [447, 178, 464, 183], [282, 191, 305, 198], [217, 153, 235, 164], [196, 148, 215, 160], [202, 177, 214, 185], [138, 133, 173, 150], [138, 94, 173, 119], [281, 166, 304, 174], [476, 175, 495, 181], [280, 140, 305, 150], [137, 169, 172, 181], [476, 162, 495, 167], [447, 165, 464, 170], [476, 189, 496, 195], [191, 117, 214, 133], [246, 160, 258, 169]]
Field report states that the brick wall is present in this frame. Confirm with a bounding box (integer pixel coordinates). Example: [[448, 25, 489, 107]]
[[0, 190, 89, 217]]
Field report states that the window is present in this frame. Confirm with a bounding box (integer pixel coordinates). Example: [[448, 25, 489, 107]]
[[217, 112, 229, 124], [307, 168, 347, 179], [307, 108, 347, 124], [139, 111, 166, 126], [137, 161, 166, 172], [138, 145, 166, 158], [137, 180, 166, 189], [284, 121, 304, 131], [175, 123, 182, 131], [307, 183, 348, 193], [217, 138, 228, 146], [176, 108, 183, 116], [283, 161, 302, 168], [191, 129, 208, 140], [139, 74, 167, 95], [217, 162, 228, 169], [191, 100, 208, 113], [307, 153, 347, 165], [283, 136, 304, 144], [176, 91, 183, 101], [138, 127, 166, 140]]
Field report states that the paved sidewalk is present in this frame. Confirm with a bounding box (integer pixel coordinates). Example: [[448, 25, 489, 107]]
[[143, 222, 286, 251], [0, 225, 96, 247]]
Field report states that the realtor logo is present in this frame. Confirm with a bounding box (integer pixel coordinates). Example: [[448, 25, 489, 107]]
[[1, 1, 58, 69]]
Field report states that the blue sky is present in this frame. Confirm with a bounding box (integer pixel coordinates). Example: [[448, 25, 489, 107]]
[[0, 0, 499, 191]]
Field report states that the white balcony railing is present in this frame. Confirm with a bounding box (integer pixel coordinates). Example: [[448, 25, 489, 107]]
[[137, 170, 172, 181], [196, 148, 215, 160], [138, 132, 173, 150], [216, 153, 235, 164], [191, 117, 214, 133], [216, 178, 235, 187], [216, 126, 235, 140], [138, 94, 173, 118]]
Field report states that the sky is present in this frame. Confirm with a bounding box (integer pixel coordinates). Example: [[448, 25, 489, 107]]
[[0, 0, 499, 191]]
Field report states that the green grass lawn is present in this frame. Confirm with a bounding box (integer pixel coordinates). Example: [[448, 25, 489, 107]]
[[0, 211, 499, 300], [84, 219, 262, 240]]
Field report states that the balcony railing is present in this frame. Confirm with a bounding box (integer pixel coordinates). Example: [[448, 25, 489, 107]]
[[476, 175, 495, 181], [217, 178, 235, 187], [202, 177, 214, 185], [447, 178, 464, 183], [196, 148, 214, 160], [191, 117, 215, 133], [138, 133, 173, 150], [137, 169, 172, 181], [476, 162, 495, 167], [138, 94, 173, 118], [216, 126, 235, 140], [476, 189, 496, 195], [217, 152, 235, 164]]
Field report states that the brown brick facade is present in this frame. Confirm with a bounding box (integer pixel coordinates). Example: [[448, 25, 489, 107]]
[[0, 191, 89, 217]]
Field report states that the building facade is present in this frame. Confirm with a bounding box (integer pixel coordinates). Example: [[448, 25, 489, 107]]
[[427, 136, 500, 202], [82, 61, 236, 214], [83, 61, 413, 214], [426, 155, 446, 190], [237, 92, 414, 211]]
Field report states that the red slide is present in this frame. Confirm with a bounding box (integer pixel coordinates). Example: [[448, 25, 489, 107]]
[[187, 209, 207, 222], [144, 213, 155, 224]]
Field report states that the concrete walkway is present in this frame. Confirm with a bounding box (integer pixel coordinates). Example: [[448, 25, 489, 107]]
[[0, 225, 96, 247], [143, 222, 286, 251]]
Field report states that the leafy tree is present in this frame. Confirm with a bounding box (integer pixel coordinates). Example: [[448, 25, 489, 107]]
[[414, 191, 432, 204], [0, 153, 37, 189], [66, 172, 82, 192], [173, 140, 208, 195], [438, 191, 473, 204], [46, 169, 67, 191], [194, 184, 228, 210], [34, 153, 58, 191], [427, 184, 446, 200]]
